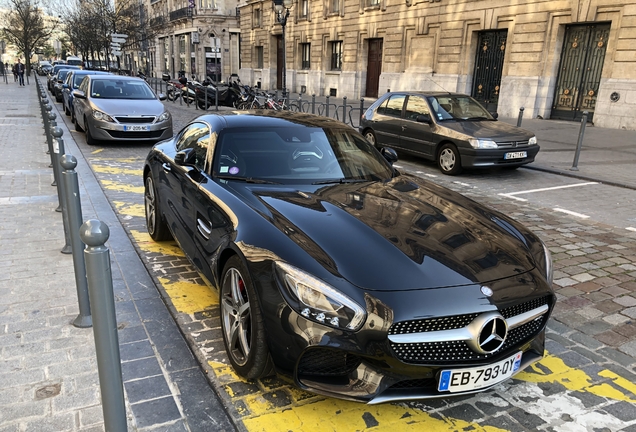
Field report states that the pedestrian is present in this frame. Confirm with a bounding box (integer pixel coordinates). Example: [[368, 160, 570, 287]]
[[12, 63, 17, 82], [16, 59, 25, 86]]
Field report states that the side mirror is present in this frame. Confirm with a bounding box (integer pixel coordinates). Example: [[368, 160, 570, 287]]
[[158, 93, 167, 101], [415, 113, 432, 124], [380, 147, 399, 165], [62, 84, 69, 89], [174, 148, 194, 166], [72, 89, 86, 99]]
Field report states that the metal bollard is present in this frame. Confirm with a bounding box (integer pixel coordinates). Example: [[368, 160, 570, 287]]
[[204, 86, 208, 111], [570, 111, 589, 171], [298, 94, 302, 112], [44, 105, 54, 160], [326, 95, 330, 117], [79, 220, 127, 432], [517, 107, 525, 127], [48, 112, 58, 188], [360, 98, 365, 123], [215, 87, 219, 111], [312, 94, 316, 114], [60, 154, 92, 326], [342, 96, 347, 124], [52, 128, 72, 255]]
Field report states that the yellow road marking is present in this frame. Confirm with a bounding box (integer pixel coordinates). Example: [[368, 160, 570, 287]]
[[130, 230, 184, 257], [92, 165, 143, 176], [158, 277, 218, 314], [99, 180, 144, 194], [113, 201, 145, 217], [516, 354, 636, 403], [91, 149, 104, 154]]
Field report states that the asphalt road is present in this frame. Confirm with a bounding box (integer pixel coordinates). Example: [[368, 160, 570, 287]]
[[54, 99, 636, 432]]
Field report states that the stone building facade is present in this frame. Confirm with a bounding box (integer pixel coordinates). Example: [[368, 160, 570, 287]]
[[145, 0, 241, 83], [238, 0, 636, 130]]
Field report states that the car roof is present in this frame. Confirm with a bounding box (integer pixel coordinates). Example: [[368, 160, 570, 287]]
[[88, 75, 144, 81], [381, 91, 468, 98], [194, 110, 355, 131]]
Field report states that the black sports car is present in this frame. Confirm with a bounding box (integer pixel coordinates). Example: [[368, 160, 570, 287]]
[[143, 111, 554, 403]]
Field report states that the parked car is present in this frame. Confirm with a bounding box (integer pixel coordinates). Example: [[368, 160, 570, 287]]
[[72, 75, 172, 145], [47, 65, 80, 91], [143, 110, 555, 403], [51, 69, 75, 102], [37, 61, 52, 76], [359, 92, 539, 175], [61, 70, 110, 122]]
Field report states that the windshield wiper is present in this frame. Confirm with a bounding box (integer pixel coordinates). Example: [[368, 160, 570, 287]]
[[312, 178, 371, 185], [464, 116, 490, 121], [216, 175, 280, 184]]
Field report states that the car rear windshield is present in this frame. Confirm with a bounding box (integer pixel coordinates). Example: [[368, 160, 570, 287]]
[[428, 95, 494, 121], [90, 80, 155, 99], [214, 126, 394, 184]]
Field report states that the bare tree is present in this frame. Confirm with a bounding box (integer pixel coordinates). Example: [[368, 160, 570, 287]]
[[1, 0, 54, 72]]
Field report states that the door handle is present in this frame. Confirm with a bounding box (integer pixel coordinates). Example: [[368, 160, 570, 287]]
[[162, 163, 171, 172], [197, 217, 211, 240]]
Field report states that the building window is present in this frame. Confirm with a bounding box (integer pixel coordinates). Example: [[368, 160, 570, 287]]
[[254, 8, 261, 27], [255, 46, 264, 68], [366, 0, 379, 6], [163, 38, 169, 72], [299, 0, 308, 17], [199, 0, 215, 8], [179, 35, 187, 73], [301, 43, 310, 70], [330, 0, 339, 14], [330, 41, 342, 71]]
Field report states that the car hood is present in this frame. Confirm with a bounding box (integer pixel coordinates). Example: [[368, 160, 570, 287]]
[[90, 99, 164, 116], [439, 120, 534, 141], [240, 175, 537, 291]]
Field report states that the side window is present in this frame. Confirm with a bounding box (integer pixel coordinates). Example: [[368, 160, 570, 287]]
[[405, 95, 430, 120], [377, 95, 405, 118], [79, 77, 89, 92]]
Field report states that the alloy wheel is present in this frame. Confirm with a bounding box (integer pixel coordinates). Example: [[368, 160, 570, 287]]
[[221, 268, 252, 366]]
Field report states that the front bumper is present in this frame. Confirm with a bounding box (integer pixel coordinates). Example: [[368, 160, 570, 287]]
[[459, 145, 540, 168], [89, 118, 173, 142]]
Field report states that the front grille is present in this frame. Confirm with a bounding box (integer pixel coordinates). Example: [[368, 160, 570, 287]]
[[297, 348, 361, 377], [497, 140, 530, 149], [501, 295, 551, 319], [389, 297, 551, 365], [388, 378, 435, 390], [106, 130, 165, 139], [114, 116, 156, 124], [389, 313, 478, 335]]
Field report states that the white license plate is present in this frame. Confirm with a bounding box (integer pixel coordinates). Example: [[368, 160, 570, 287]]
[[438, 351, 522, 393], [123, 125, 150, 132], [504, 151, 527, 160]]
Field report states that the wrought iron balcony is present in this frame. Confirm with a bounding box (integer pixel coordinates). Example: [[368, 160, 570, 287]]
[[149, 16, 166, 27], [170, 7, 195, 21]]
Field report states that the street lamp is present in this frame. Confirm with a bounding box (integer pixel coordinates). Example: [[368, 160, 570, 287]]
[[273, 0, 293, 102]]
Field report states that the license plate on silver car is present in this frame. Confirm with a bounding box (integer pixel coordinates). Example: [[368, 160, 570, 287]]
[[123, 125, 150, 132], [438, 351, 522, 393], [504, 151, 527, 160]]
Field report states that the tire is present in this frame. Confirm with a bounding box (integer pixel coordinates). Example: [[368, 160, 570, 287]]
[[55, 93, 62, 103], [220, 255, 273, 379], [437, 143, 462, 175], [144, 175, 172, 241], [197, 100, 207, 110], [74, 114, 83, 132], [85, 118, 97, 145], [167, 89, 175, 101], [64, 103, 70, 116], [364, 129, 378, 148]]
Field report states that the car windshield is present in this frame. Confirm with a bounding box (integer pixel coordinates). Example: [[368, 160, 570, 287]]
[[90, 79, 155, 99], [427, 95, 494, 121], [214, 126, 394, 184]]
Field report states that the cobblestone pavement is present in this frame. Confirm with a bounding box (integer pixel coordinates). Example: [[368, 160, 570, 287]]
[[49, 99, 636, 431]]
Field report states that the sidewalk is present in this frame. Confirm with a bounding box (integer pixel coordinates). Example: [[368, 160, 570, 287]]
[[0, 79, 235, 430]]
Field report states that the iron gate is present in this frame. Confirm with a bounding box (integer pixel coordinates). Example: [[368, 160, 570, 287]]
[[551, 23, 610, 122], [471, 30, 507, 112]]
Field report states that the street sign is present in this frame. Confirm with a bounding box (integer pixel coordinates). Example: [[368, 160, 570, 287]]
[[110, 42, 121, 48], [111, 38, 127, 44], [111, 33, 128, 38], [111, 50, 122, 56]]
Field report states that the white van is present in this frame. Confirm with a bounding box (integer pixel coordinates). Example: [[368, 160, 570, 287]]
[[65, 56, 83, 68]]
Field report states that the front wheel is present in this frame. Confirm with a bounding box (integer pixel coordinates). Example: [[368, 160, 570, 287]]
[[437, 143, 462, 175], [364, 130, 378, 148], [85, 118, 98, 145], [166, 89, 176, 101], [144, 175, 172, 241], [220, 256, 273, 379]]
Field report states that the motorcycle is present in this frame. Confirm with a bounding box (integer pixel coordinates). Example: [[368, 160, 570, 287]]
[[195, 76, 243, 109]]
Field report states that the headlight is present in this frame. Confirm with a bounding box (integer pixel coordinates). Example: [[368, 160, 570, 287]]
[[157, 111, 171, 122], [529, 136, 537, 145], [275, 262, 366, 331], [92, 110, 114, 122], [468, 139, 498, 149], [541, 240, 553, 286]]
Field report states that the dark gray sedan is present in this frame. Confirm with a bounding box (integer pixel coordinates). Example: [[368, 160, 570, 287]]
[[72, 75, 172, 145], [359, 92, 539, 175]]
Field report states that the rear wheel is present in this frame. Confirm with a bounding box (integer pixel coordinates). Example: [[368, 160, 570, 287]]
[[364, 130, 378, 148], [437, 143, 462, 175], [220, 256, 273, 379], [144, 175, 172, 241], [74, 115, 83, 132], [64, 103, 70, 116]]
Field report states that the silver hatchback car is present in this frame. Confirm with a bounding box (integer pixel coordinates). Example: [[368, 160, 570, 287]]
[[72, 75, 173, 145]]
